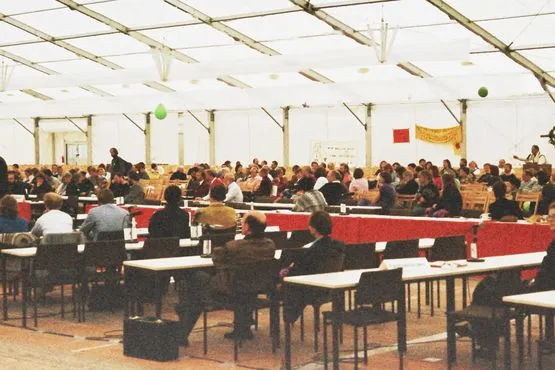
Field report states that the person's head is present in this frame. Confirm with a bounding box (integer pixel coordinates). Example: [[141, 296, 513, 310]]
[[319, 162, 326, 169], [57, 166, 64, 175], [249, 166, 259, 177], [43, 169, 53, 179], [537, 171, 549, 186], [394, 166, 406, 179], [498, 159, 506, 168], [234, 164, 243, 174], [195, 170, 204, 181], [327, 162, 335, 171], [271, 160, 278, 169], [419, 170, 432, 186], [176, 165, 184, 174], [504, 163, 512, 174], [339, 163, 350, 174], [204, 169, 216, 181], [79, 171, 88, 182], [311, 161, 319, 171], [259, 166, 269, 177], [128, 172, 140, 184], [353, 168, 364, 180], [403, 170, 414, 182], [164, 185, 182, 207], [151, 163, 158, 171], [442, 173, 455, 188], [0, 195, 19, 219], [459, 167, 470, 178], [261, 160, 267, 166], [35, 174, 45, 186], [112, 173, 123, 184], [209, 184, 226, 202], [407, 163, 416, 172], [136, 162, 146, 172], [492, 180, 507, 200], [489, 165, 499, 177], [469, 161, 478, 169], [301, 166, 312, 177], [431, 165, 440, 178], [97, 189, 115, 205], [418, 159, 426, 167], [459, 158, 467, 167], [62, 173, 72, 184], [223, 173, 235, 186], [252, 158, 259, 166], [531, 145, 539, 155], [392, 162, 400, 170], [241, 211, 267, 236], [327, 170, 341, 183], [443, 159, 452, 169], [308, 211, 332, 238], [43, 192, 63, 211], [383, 163, 393, 174], [7, 171, 16, 184], [379, 172, 392, 185], [109, 148, 118, 157], [522, 170, 533, 182], [425, 161, 433, 170], [276, 167, 285, 178], [12, 164, 19, 171], [314, 167, 327, 179], [483, 163, 490, 173], [549, 201, 555, 232], [98, 167, 106, 177], [51, 164, 58, 172]]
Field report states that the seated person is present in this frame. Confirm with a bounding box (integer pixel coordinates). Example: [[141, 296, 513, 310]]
[[193, 184, 237, 230], [413, 170, 440, 216], [319, 171, 348, 205], [31, 193, 73, 237], [518, 171, 539, 193], [109, 173, 130, 198], [0, 195, 28, 233], [500, 163, 519, 185], [6, 171, 27, 195], [30, 174, 53, 198], [349, 168, 369, 193], [223, 173, 243, 204], [148, 185, 191, 239], [193, 170, 209, 199], [176, 211, 276, 344], [488, 181, 523, 221], [254, 167, 273, 197], [76, 171, 94, 196], [532, 201, 555, 291], [372, 172, 396, 214], [80, 189, 130, 241], [292, 189, 327, 213], [538, 172, 554, 215], [396, 170, 419, 195], [55, 173, 72, 196], [170, 166, 187, 181], [281, 211, 345, 323], [432, 174, 462, 217], [124, 172, 145, 205]]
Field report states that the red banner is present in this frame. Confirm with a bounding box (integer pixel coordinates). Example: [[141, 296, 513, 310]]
[[393, 128, 410, 143]]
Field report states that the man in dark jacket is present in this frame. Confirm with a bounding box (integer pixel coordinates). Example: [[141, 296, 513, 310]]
[[109, 148, 129, 177], [283, 211, 345, 323], [176, 211, 275, 344], [319, 171, 348, 205], [0, 155, 7, 199]]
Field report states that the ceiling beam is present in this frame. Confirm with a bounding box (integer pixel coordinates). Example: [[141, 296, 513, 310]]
[[20, 89, 53, 101], [164, 0, 333, 84], [56, 0, 251, 89], [426, 0, 555, 87], [289, 0, 432, 79]]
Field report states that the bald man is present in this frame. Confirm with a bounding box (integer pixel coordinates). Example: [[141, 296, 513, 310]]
[[223, 173, 243, 203], [176, 211, 275, 344]]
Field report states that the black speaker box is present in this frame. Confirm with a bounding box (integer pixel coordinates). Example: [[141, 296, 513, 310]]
[[123, 317, 180, 361]]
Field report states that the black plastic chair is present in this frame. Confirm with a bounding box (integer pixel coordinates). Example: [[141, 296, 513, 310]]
[[202, 259, 280, 360], [263, 231, 288, 247], [323, 268, 407, 369], [30, 244, 82, 327], [343, 243, 378, 270], [138, 237, 180, 260], [81, 240, 126, 320], [288, 230, 314, 246], [97, 230, 125, 242]]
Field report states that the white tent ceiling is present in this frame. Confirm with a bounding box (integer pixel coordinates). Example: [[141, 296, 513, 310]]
[[0, 0, 553, 117]]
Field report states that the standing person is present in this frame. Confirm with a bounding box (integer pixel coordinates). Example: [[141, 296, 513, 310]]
[[148, 185, 190, 239], [513, 145, 547, 165], [109, 148, 129, 177], [0, 155, 7, 199]]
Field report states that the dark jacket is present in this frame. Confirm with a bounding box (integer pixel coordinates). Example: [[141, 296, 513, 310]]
[[6, 182, 27, 195], [535, 240, 555, 291], [30, 182, 53, 197], [212, 235, 276, 294], [77, 179, 94, 195], [110, 182, 130, 198], [124, 183, 145, 205], [376, 183, 396, 213], [319, 182, 348, 205], [111, 155, 128, 176], [539, 183, 555, 215], [295, 176, 315, 192], [417, 182, 440, 208], [489, 198, 523, 220], [436, 185, 463, 216], [194, 181, 210, 198], [289, 236, 345, 276], [170, 172, 187, 181], [396, 180, 419, 195], [66, 182, 80, 197], [148, 206, 191, 239], [256, 176, 273, 197], [0, 156, 6, 199]]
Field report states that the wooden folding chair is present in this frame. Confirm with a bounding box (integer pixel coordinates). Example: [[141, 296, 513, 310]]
[[515, 192, 542, 216]]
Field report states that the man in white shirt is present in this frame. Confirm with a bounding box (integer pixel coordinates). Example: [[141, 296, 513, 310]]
[[223, 173, 243, 203], [514, 145, 547, 165], [31, 192, 73, 237]]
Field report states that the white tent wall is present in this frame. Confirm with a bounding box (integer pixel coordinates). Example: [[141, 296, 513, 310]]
[[151, 112, 178, 165], [180, 111, 209, 166], [467, 96, 554, 168], [215, 108, 282, 166], [92, 114, 145, 165], [371, 102, 461, 166], [0, 119, 34, 165]]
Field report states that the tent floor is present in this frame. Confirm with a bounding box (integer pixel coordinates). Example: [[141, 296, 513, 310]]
[[0, 277, 552, 369]]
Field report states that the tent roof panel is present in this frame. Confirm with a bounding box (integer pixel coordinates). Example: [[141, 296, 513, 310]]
[[1, 0, 61, 15], [33, 86, 98, 100], [224, 12, 334, 41], [11, 8, 112, 37], [165, 78, 233, 92], [87, 0, 195, 28], [181, 44, 263, 62], [0, 23, 41, 44], [40, 59, 116, 74], [520, 48, 555, 72], [265, 35, 365, 54], [415, 53, 528, 77], [96, 83, 158, 96], [142, 24, 235, 49], [477, 14, 555, 48], [65, 34, 151, 57], [2, 42, 77, 62], [181, 0, 294, 18], [104, 53, 159, 70], [314, 65, 413, 82], [445, 0, 555, 20], [0, 90, 37, 103], [236, 72, 318, 88]]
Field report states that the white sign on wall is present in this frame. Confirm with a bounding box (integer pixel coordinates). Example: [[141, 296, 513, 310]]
[[310, 141, 359, 166]]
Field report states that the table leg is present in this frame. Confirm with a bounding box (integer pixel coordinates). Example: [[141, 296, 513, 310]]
[[2, 255, 7, 321], [331, 290, 342, 370], [504, 307, 512, 370], [446, 277, 456, 366], [283, 284, 292, 370], [123, 268, 129, 319], [154, 272, 162, 318], [21, 259, 29, 328]]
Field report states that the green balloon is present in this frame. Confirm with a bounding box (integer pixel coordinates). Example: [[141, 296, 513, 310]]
[[478, 86, 488, 98], [154, 103, 167, 120]]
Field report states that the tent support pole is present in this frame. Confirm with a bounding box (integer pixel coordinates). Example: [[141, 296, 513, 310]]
[[365, 103, 373, 167], [460, 99, 468, 159], [34, 118, 40, 165], [86, 115, 93, 164], [208, 110, 216, 166], [283, 106, 290, 167], [145, 113, 151, 166]]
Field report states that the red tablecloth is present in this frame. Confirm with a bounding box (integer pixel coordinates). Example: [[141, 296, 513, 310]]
[[17, 202, 32, 221]]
